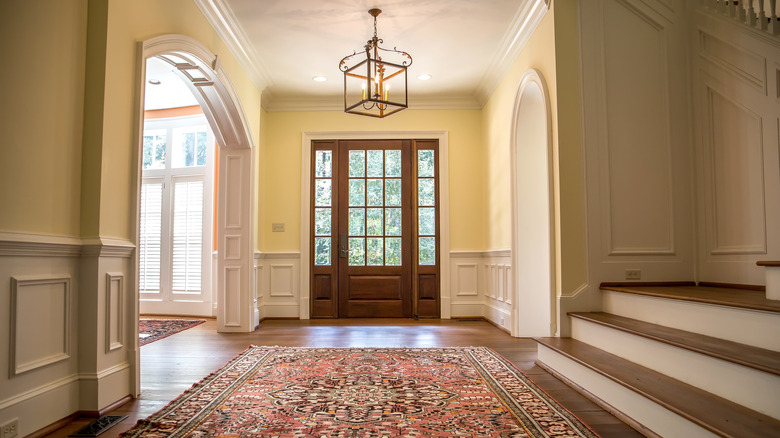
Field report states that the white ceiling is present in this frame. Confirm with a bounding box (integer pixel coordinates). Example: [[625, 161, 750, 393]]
[[146, 0, 548, 111]]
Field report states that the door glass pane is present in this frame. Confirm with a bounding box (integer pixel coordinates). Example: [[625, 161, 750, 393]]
[[419, 237, 436, 265], [349, 150, 365, 177], [349, 238, 365, 266], [418, 179, 435, 206], [348, 208, 365, 236], [349, 179, 365, 206], [314, 208, 331, 235], [172, 180, 204, 292], [418, 149, 435, 177], [366, 208, 383, 235], [367, 179, 383, 206], [143, 130, 166, 170], [314, 237, 331, 265], [315, 179, 332, 206], [385, 179, 401, 206], [386, 238, 401, 266], [315, 150, 333, 177], [367, 150, 384, 177], [385, 150, 401, 177], [418, 207, 435, 235], [366, 238, 384, 265], [385, 208, 402, 236]]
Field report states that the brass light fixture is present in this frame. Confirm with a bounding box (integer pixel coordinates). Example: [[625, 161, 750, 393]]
[[339, 9, 412, 118]]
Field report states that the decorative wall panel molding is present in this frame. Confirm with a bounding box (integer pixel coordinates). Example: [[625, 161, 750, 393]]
[[224, 155, 243, 228], [10, 276, 71, 376], [699, 30, 767, 92], [225, 235, 241, 260], [105, 273, 124, 353], [704, 86, 767, 255], [455, 264, 478, 296], [603, 0, 676, 256], [269, 264, 295, 297], [223, 267, 241, 327]]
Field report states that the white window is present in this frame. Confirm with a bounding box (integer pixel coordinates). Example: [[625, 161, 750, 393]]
[[140, 115, 214, 314]]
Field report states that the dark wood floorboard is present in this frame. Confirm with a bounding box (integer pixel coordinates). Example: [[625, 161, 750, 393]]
[[41, 318, 643, 438]]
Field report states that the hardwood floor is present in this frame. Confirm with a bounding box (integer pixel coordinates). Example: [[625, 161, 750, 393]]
[[42, 318, 643, 437]]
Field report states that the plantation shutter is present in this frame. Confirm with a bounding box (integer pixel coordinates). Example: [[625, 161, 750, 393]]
[[171, 177, 204, 293], [139, 180, 163, 293]]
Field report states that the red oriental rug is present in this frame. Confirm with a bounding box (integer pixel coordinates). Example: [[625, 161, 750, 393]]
[[139, 319, 205, 346], [120, 346, 599, 437]]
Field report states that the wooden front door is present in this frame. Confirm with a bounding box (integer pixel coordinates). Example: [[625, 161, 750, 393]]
[[310, 139, 439, 318]]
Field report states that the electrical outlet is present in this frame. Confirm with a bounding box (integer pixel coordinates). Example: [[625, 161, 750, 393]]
[[1, 418, 19, 438], [625, 269, 641, 280], [272, 223, 285, 232]]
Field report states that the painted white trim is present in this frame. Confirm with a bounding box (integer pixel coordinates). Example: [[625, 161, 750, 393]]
[[509, 68, 557, 338], [0, 232, 134, 258], [474, 0, 550, 106], [300, 131, 450, 319], [0, 374, 80, 411], [193, 0, 272, 92]]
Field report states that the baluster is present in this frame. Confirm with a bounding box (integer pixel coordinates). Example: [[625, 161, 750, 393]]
[[770, 0, 779, 34], [738, 0, 748, 22], [758, 0, 767, 30], [718, 0, 728, 14], [748, 0, 757, 25], [728, 0, 737, 17]]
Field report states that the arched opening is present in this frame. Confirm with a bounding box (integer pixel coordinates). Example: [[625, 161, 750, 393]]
[[510, 69, 556, 337], [131, 34, 257, 394]]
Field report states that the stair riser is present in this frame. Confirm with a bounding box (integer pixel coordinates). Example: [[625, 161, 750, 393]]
[[537, 344, 721, 438], [603, 290, 780, 351], [571, 318, 780, 419]]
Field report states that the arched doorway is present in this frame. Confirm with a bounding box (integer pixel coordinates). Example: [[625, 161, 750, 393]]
[[510, 69, 556, 337], [131, 33, 257, 393]]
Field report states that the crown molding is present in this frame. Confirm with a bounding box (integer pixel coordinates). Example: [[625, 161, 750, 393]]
[[194, 0, 273, 91], [262, 92, 483, 112], [474, 0, 550, 106]]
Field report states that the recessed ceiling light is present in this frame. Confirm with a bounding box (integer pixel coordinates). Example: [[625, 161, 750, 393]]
[[417, 74, 432, 81], [312, 76, 327, 82], [147, 79, 161, 85]]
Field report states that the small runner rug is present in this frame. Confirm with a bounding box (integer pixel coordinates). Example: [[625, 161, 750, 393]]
[[139, 319, 205, 346], [120, 346, 599, 437]]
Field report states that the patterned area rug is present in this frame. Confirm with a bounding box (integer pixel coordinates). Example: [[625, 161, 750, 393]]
[[139, 319, 205, 346], [120, 346, 599, 437]]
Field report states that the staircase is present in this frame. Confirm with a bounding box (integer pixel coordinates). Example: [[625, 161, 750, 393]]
[[535, 283, 780, 438]]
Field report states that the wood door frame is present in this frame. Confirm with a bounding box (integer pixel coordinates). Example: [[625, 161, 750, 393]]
[[301, 131, 450, 320]]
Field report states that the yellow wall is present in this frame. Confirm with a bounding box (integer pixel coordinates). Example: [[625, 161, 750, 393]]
[[480, 1, 587, 295], [260, 109, 484, 252], [0, 0, 88, 237], [84, 0, 262, 240]]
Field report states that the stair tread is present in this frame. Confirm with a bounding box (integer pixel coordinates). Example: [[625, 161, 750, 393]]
[[599, 284, 780, 313], [535, 337, 780, 438], [569, 312, 780, 376]]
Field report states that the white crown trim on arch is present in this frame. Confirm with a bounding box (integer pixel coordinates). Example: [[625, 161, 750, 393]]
[[509, 68, 558, 338]]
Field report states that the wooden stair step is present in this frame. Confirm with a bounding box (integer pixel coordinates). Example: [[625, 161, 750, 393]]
[[569, 312, 780, 376], [599, 283, 780, 313], [535, 337, 780, 438]]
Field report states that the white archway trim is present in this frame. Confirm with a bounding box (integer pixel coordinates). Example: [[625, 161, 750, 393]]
[[134, 34, 258, 360], [509, 69, 558, 337], [299, 131, 450, 320]]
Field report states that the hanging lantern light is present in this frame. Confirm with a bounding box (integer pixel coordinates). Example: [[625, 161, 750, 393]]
[[339, 9, 412, 118]]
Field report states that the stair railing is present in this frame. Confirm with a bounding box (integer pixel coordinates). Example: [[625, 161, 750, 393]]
[[702, 0, 780, 35]]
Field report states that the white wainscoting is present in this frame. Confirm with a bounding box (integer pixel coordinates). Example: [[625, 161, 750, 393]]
[[255, 252, 300, 320], [693, 9, 780, 285], [0, 232, 135, 436], [450, 250, 512, 333], [581, 0, 696, 285]]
